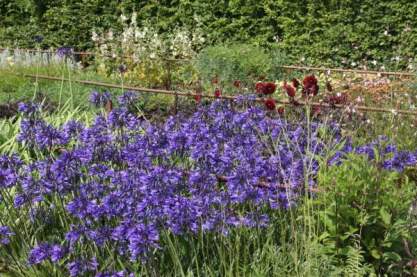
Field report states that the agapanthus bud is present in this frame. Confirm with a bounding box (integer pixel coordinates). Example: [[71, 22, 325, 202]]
[[118, 64, 127, 74]]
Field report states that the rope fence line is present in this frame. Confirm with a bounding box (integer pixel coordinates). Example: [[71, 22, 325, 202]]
[[2, 47, 416, 77], [280, 65, 416, 77], [21, 73, 417, 116]]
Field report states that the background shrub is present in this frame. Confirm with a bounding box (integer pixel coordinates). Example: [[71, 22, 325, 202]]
[[1, 1, 417, 68]]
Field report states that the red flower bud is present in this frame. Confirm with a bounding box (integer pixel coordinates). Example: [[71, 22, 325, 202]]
[[264, 98, 276, 110], [292, 78, 300, 89], [194, 94, 202, 103], [233, 80, 241, 88], [277, 106, 285, 115], [326, 81, 333, 92], [255, 82, 265, 94]]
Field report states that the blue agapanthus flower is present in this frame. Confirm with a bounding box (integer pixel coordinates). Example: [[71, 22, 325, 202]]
[[89, 91, 112, 107]]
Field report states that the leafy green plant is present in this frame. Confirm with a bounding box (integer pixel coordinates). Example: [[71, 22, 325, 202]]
[[195, 43, 288, 93], [315, 154, 417, 275]]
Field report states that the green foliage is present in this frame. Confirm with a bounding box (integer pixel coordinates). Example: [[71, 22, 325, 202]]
[[195, 44, 288, 92], [316, 154, 417, 275], [2, 1, 417, 68]]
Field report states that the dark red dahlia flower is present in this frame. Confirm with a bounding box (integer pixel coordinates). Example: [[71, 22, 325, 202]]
[[263, 82, 276, 95], [264, 98, 276, 110], [214, 88, 221, 98], [302, 75, 319, 96], [283, 82, 296, 98], [256, 82, 276, 95]]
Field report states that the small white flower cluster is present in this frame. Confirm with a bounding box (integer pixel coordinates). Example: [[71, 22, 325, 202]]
[[92, 12, 206, 67]]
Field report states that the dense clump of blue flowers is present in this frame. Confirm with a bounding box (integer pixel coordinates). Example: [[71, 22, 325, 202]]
[[0, 93, 415, 275]]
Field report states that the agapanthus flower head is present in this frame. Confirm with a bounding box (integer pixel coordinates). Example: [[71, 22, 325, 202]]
[[118, 91, 137, 107], [89, 91, 112, 107], [383, 151, 417, 171], [302, 75, 319, 96], [62, 120, 84, 140], [67, 258, 98, 277], [108, 107, 139, 129], [28, 243, 51, 265], [283, 82, 296, 98], [57, 46, 73, 58], [18, 102, 41, 116], [264, 98, 276, 110], [0, 226, 14, 245]]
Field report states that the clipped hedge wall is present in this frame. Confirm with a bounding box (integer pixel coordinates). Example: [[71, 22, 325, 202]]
[[1, 0, 417, 67]]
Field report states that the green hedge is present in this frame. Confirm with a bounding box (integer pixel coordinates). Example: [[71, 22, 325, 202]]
[[1, 0, 417, 68]]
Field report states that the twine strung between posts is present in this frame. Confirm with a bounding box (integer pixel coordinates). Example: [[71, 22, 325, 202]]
[[20, 73, 417, 116]]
